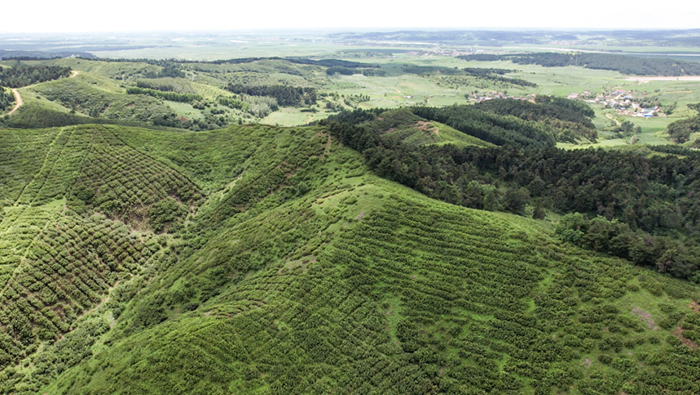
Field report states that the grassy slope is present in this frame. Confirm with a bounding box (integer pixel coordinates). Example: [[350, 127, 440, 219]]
[[0, 124, 695, 394], [368, 109, 496, 148]]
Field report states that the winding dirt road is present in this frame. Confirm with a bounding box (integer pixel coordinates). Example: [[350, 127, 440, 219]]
[[6, 89, 22, 115]]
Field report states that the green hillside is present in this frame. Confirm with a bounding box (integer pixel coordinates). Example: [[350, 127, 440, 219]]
[[0, 122, 699, 395]]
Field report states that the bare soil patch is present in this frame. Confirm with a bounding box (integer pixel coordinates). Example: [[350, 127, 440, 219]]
[[416, 121, 439, 135], [690, 301, 700, 313], [581, 358, 591, 368], [632, 306, 659, 330], [673, 326, 699, 350]]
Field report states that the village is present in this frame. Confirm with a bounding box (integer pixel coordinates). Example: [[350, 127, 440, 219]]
[[462, 89, 666, 120], [570, 89, 666, 118]]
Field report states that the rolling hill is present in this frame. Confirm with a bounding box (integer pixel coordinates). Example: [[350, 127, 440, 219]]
[[0, 121, 699, 395]]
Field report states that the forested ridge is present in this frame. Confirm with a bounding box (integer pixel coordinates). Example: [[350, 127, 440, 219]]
[[0, 65, 72, 88], [473, 96, 597, 142], [323, 107, 700, 281], [459, 53, 700, 76]]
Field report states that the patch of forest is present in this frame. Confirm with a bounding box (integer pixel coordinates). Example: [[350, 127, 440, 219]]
[[0, 88, 14, 111], [225, 84, 317, 106], [400, 65, 537, 87], [473, 96, 597, 142], [410, 105, 557, 148], [126, 87, 202, 103], [666, 104, 700, 143], [0, 65, 72, 88], [459, 53, 700, 76]]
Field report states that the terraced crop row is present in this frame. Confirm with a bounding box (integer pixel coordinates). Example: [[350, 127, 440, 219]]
[[194, 196, 698, 394], [73, 129, 203, 226], [0, 129, 58, 205], [0, 201, 64, 290], [0, 211, 160, 369]]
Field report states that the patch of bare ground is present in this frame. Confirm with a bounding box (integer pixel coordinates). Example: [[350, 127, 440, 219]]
[[416, 121, 439, 135], [632, 306, 659, 330], [690, 301, 700, 313], [356, 211, 365, 220], [673, 326, 699, 350], [581, 358, 591, 368]]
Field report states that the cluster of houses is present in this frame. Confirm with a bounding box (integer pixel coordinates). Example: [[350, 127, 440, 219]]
[[569, 89, 664, 118], [467, 92, 536, 102]]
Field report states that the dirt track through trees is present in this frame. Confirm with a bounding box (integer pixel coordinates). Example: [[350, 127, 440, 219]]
[[6, 89, 22, 115]]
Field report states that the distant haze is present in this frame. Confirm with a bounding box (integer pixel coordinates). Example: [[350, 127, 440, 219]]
[[1, 0, 699, 33]]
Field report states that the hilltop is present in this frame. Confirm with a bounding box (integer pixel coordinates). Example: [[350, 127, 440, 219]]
[[0, 120, 699, 394]]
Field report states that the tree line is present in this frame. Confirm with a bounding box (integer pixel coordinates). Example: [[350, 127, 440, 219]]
[[666, 104, 700, 143], [0, 65, 72, 88], [225, 84, 316, 106], [459, 53, 700, 76], [556, 214, 700, 282], [84, 56, 378, 69], [400, 65, 536, 87]]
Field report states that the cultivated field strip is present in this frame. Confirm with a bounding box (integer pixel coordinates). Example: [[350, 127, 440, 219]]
[[0, 212, 160, 369], [73, 127, 203, 224], [0, 201, 64, 290], [0, 129, 58, 204], [14, 126, 90, 207]]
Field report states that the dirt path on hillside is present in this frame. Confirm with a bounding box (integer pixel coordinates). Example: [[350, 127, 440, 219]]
[[605, 113, 621, 126], [7, 89, 22, 115], [70, 70, 79, 78]]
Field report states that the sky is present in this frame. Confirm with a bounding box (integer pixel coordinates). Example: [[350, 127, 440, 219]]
[[1, 0, 699, 33]]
